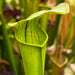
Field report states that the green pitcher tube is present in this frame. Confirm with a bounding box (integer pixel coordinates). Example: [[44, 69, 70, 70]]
[[15, 18, 48, 75], [19, 43, 46, 75]]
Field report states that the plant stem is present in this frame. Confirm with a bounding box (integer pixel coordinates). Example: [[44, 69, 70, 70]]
[[49, 0, 65, 46], [51, 45, 67, 75], [0, 14, 18, 75], [40, 6, 50, 31], [71, 7, 75, 62], [52, 64, 62, 75], [19, 0, 40, 19], [49, 15, 61, 46]]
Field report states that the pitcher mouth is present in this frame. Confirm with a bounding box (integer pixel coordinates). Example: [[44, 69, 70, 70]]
[[15, 28, 48, 48], [50, 56, 68, 68], [15, 3, 69, 48]]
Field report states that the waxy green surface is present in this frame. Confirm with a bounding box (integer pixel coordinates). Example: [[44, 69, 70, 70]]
[[14, 3, 69, 75]]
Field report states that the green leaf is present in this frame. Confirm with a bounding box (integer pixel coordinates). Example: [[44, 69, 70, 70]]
[[26, 3, 69, 20], [14, 3, 69, 75]]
